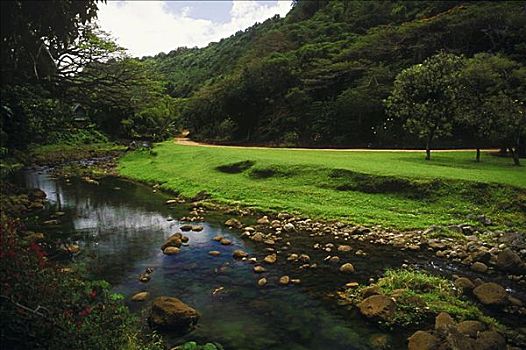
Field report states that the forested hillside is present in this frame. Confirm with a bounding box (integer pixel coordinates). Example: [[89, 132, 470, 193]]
[[144, 0, 525, 148]]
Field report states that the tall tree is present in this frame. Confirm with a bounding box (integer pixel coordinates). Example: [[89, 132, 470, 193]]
[[385, 52, 464, 160], [456, 53, 525, 163]]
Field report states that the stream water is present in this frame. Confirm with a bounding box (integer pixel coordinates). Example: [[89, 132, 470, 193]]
[[18, 168, 522, 350]]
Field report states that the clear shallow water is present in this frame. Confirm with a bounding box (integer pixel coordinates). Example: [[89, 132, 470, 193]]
[[22, 168, 520, 349]]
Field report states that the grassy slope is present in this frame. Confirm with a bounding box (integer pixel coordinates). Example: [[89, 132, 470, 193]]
[[118, 142, 526, 230]]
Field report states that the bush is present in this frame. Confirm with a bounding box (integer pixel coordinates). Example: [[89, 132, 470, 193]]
[[0, 215, 164, 350]]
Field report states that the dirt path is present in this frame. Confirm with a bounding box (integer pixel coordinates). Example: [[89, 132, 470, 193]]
[[174, 138, 498, 153]]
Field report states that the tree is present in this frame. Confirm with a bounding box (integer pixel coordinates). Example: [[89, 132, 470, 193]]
[[385, 52, 464, 160], [0, 0, 100, 84], [490, 95, 525, 166], [456, 53, 525, 163]]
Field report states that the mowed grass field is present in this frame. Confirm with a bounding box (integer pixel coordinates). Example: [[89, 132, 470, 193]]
[[118, 142, 526, 230]]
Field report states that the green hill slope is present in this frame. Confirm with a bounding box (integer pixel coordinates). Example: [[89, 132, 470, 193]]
[[144, 1, 525, 147]]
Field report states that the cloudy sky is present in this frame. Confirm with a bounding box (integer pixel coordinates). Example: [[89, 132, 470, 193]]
[[97, 1, 293, 58]]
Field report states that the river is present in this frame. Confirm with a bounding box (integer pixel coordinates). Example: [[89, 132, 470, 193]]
[[18, 167, 520, 349]]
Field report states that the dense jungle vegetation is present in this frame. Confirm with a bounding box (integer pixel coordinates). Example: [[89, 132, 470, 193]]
[[1, 1, 525, 156], [1, 2, 525, 349], [143, 0, 525, 150]]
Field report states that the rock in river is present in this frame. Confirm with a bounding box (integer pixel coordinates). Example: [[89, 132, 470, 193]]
[[279, 276, 290, 285], [257, 216, 270, 225], [407, 331, 439, 350], [180, 224, 193, 231], [337, 245, 352, 252], [258, 278, 268, 287], [454, 277, 475, 292], [339, 263, 355, 273], [149, 296, 200, 332], [264, 254, 277, 264], [163, 246, 180, 255], [220, 238, 232, 246], [233, 249, 248, 259], [208, 250, 221, 257], [473, 282, 508, 305], [283, 223, 296, 232], [358, 295, 396, 320], [470, 262, 488, 273], [161, 233, 183, 250], [131, 291, 150, 302], [225, 218, 243, 229], [496, 248, 523, 272], [254, 266, 266, 273]]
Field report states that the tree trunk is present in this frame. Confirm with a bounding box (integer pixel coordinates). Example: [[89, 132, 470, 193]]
[[425, 132, 434, 160], [511, 147, 521, 166], [476, 148, 480, 162]]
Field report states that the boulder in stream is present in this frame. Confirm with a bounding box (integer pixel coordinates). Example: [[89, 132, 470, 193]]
[[358, 295, 396, 320], [149, 296, 200, 332], [473, 282, 508, 306], [161, 233, 183, 250], [224, 218, 242, 229]]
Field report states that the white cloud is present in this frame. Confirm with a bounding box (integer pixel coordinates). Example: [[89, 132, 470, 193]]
[[96, 1, 292, 57]]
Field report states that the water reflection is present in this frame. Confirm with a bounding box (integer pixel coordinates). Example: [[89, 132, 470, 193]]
[[21, 169, 390, 350]]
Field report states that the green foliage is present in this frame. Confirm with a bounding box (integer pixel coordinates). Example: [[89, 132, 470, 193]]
[[119, 142, 526, 230], [0, 215, 164, 350], [46, 127, 109, 145], [386, 52, 464, 158], [339, 269, 500, 329], [352, 269, 500, 328], [145, 1, 526, 148], [1, 0, 99, 83], [174, 341, 224, 350]]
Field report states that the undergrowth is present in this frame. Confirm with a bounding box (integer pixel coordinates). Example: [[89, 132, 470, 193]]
[[347, 269, 500, 329]]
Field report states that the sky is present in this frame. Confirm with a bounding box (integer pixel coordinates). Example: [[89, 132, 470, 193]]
[[97, 1, 293, 58]]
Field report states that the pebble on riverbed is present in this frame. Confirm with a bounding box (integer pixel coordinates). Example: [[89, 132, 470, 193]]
[[257, 278, 268, 287], [131, 291, 150, 302]]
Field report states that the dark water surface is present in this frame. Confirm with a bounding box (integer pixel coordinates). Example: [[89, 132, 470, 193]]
[[20, 169, 519, 349]]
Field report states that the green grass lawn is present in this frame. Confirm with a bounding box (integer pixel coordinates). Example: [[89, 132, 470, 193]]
[[118, 142, 526, 230]]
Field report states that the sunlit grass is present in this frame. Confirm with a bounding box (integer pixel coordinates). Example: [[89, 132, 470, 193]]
[[118, 142, 525, 230]]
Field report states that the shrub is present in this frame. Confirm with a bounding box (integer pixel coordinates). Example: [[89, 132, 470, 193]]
[[0, 215, 164, 350]]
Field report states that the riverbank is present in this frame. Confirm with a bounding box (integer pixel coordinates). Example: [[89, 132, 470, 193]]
[[118, 141, 526, 230], [9, 143, 525, 348]]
